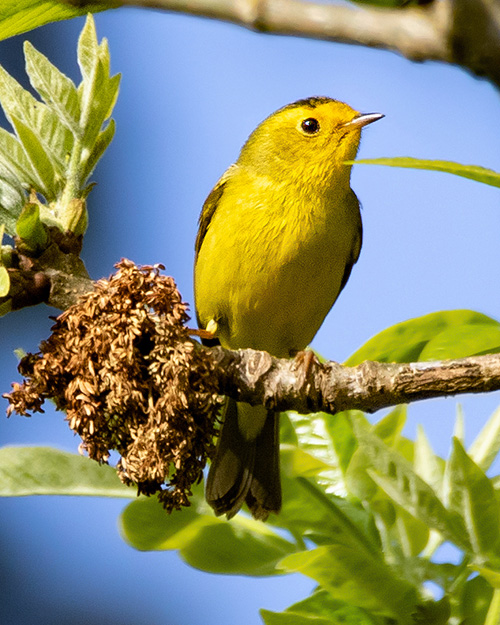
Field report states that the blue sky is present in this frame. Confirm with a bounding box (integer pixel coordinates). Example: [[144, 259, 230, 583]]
[[0, 7, 499, 625]]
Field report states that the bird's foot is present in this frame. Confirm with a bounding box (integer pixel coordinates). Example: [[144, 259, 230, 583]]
[[291, 348, 320, 385], [189, 328, 216, 340], [189, 318, 218, 341]]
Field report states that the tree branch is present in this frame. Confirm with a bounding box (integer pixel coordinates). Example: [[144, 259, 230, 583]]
[[210, 346, 500, 415], [69, 0, 500, 89]]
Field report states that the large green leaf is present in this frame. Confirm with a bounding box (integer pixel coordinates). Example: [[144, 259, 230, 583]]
[[261, 589, 378, 625], [461, 576, 494, 625], [0, 63, 73, 175], [414, 426, 443, 495], [278, 545, 418, 623], [349, 418, 470, 551], [277, 472, 380, 551], [346, 310, 500, 365], [443, 438, 500, 561], [24, 41, 80, 136], [0, 1, 112, 41], [352, 157, 500, 188], [0, 446, 132, 497], [10, 115, 59, 200], [468, 405, 500, 473], [120, 495, 297, 576]]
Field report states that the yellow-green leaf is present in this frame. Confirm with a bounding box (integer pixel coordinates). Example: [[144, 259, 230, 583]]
[[352, 157, 500, 188]]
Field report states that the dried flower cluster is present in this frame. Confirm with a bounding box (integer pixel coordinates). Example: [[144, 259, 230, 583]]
[[4, 259, 221, 511]]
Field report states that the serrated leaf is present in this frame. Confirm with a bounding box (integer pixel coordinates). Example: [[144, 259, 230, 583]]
[[350, 419, 470, 550], [120, 495, 296, 576], [0, 126, 41, 189], [81, 119, 115, 182], [468, 406, 500, 472], [10, 115, 59, 200], [0, 2, 109, 41], [279, 545, 418, 623], [0, 446, 132, 497], [81, 66, 120, 151], [77, 13, 100, 82], [444, 438, 500, 560], [0, 63, 72, 173], [24, 41, 80, 136], [347, 310, 499, 365], [352, 157, 500, 188]]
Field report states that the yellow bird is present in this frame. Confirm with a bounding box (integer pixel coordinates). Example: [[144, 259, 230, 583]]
[[194, 97, 382, 520]]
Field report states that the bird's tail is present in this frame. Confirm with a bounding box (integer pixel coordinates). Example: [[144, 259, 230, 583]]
[[205, 398, 281, 520]]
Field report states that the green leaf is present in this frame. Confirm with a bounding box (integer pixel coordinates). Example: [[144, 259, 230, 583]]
[[350, 418, 470, 550], [15, 202, 48, 250], [472, 566, 500, 589], [0, 1, 111, 41], [323, 410, 362, 475], [0, 446, 132, 497], [10, 115, 59, 200], [24, 41, 80, 136], [120, 495, 297, 576], [81, 119, 115, 182], [77, 12, 100, 82], [352, 157, 500, 188], [461, 576, 494, 625], [260, 610, 339, 625], [279, 475, 380, 554], [393, 505, 429, 557], [419, 323, 500, 360], [468, 405, 500, 473], [81, 67, 120, 151], [279, 545, 418, 623], [261, 589, 379, 625], [372, 405, 407, 446], [346, 310, 499, 365], [443, 438, 500, 560], [0, 63, 72, 175], [414, 426, 443, 496], [280, 445, 333, 478], [0, 164, 26, 234], [0, 126, 41, 190]]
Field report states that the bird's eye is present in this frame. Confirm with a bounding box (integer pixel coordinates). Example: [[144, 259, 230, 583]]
[[300, 117, 320, 134]]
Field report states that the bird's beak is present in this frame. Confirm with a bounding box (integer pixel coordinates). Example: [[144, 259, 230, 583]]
[[342, 113, 384, 130]]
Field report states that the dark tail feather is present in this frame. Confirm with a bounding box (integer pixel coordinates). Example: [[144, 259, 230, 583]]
[[245, 411, 281, 521], [206, 399, 281, 520]]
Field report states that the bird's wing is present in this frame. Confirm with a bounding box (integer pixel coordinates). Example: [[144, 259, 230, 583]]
[[194, 163, 239, 261], [338, 190, 363, 294]]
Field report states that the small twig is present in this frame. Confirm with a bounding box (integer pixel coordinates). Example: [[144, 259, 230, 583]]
[[62, 0, 500, 89], [210, 346, 500, 415]]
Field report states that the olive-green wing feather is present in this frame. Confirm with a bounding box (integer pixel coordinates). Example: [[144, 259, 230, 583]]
[[338, 190, 363, 295], [194, 164, 239, 260]]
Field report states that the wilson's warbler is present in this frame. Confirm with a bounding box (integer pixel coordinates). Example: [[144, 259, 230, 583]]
[[194, 97, 382, 520]]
